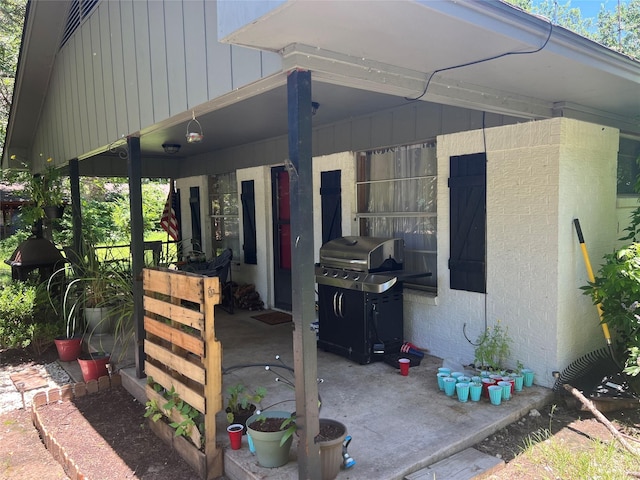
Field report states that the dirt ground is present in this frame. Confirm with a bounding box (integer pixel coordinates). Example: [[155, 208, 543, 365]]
[[2, 346, 640, 479]]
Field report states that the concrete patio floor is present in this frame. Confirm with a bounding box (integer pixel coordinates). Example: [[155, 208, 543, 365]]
[[62, 306, 554, 480]]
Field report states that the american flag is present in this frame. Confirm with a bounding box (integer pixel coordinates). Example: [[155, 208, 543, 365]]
[[160, 182, 180, 241]]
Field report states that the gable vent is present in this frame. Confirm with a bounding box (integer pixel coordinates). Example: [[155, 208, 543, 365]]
[[60, 0, 99, 48]]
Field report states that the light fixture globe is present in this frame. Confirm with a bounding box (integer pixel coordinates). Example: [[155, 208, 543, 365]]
[[162, 143, 181, 154], [186, 111, 204, 143]]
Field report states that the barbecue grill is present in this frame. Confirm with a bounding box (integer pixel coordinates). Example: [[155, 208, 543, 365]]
[[315, 236, 429, 364], [4, 235, 65, 282]]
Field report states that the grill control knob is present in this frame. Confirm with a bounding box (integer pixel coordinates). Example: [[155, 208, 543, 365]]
[[352, 274, 360, 281], [332, 271, 339, 278], [342, 273, 349, 279], [322, 269, 329, 276]]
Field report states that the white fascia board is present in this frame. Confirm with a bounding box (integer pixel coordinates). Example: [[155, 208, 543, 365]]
[[282, 44, 553, 120]]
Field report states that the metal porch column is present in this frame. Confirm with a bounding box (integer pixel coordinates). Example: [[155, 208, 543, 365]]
[[68, 158, 82, 257], [127, 136, 145, 378], [288, 69, 321, 478]]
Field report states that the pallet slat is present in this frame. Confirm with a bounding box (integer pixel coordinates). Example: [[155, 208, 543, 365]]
[[145, 384, 202, 449], [144, 316, 205, 357], [144, 296, 205, 331], [145, 362, 205, 414], [143, 268, 207, 304], [144, 340, 205, 384]]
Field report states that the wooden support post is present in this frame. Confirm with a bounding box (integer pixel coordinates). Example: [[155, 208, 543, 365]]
[[287, 68, 321, 479], [127, 136, 145, 378], [203, 276, 223, 479]]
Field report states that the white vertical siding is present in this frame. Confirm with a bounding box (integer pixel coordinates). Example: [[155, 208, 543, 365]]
[[99, 5, 118, 143], [133, 0, 153, 129], [183, 1, 209, 107], [30, 0, 281, 165], [148, 1, 170, 122]]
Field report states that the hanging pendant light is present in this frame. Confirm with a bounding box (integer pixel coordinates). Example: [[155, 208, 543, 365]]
[[186, 111, 204, 143]]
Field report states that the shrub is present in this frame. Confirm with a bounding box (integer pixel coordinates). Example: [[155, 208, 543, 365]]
[[0, 280, 61, 353]]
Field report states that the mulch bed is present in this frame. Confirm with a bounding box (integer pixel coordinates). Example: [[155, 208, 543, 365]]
[[33, 384, 202, 479]]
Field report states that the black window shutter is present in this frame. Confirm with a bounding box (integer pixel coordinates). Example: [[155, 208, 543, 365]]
[[320, 170, 342, 245], [241, 180, 257, 264], [449, 153, 486, 293], [189, 186, 202, 251]]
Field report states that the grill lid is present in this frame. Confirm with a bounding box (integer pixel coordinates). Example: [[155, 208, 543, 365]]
[[318, 236, 404, 272], [5, 236, 64, 267]]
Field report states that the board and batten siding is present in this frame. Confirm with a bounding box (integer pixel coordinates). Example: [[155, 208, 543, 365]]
[[30, 0, 281, 172], [178, 101, 524, 177]]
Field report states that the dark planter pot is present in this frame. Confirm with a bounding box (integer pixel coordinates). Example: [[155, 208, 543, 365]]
[[54, 336, 83, 362], [226, 404, 256, 435], [43, 205, 65, 219], [318, 419, 347, 480], [77, 352, 110, 382]]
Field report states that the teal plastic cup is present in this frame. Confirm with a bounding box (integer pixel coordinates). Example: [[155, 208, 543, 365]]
[[443, 377, 457, 396], [498, 381, 512, 401], [437, 373, 449, 391], [457, 375, 471, 383], [450, 371, 463, 380], [522, 369, 534, 387], [438, 367, 451, 376], [455, 382, 470, 402], [488, 385, 502, 405], [512, 374, 524, 392], [469, 382, 483, 402]]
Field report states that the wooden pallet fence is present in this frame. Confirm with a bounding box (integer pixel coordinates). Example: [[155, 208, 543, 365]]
[[142, 267, 223, 480]]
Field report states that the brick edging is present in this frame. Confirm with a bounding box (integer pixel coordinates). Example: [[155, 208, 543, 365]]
[[30, 373, 122, 480]]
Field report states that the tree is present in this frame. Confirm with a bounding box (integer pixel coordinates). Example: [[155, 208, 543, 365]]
[[506, 0, 639, 59], [0, 0, 26, 153], [596, 0, 640, 59]]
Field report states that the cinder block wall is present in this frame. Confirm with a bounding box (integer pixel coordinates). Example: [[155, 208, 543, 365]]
[[405, 117, 618, 387]]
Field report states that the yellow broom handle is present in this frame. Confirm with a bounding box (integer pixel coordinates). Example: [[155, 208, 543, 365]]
[[574, 219, 612, 344]]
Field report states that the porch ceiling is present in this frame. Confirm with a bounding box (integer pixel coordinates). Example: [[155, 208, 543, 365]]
[[220, 0, 640, 132], [5, 0, 639, 175]]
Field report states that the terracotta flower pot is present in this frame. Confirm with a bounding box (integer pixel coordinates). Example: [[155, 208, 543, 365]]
[[54, 337, 83, 362], [77, 352, 110, 382]]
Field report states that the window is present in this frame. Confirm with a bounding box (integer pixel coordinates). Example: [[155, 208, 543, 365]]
[[617, 137, 640, 195], [209, 173, 239, 257], [356, 142, 437, 291]]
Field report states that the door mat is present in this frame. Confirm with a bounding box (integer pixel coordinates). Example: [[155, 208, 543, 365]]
[[10, 368, 49, 392], [251, 311, 292, 325]]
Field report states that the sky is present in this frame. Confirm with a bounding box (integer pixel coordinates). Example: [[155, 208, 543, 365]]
[[539, 0, 629, 19], [573, 0, 624, 17]]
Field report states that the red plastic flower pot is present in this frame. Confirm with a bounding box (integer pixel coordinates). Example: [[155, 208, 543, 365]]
[[54, 337, 83, 362], [77, 353, 110, 382]]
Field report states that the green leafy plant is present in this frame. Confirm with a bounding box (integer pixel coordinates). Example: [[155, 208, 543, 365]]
[[278, 414, 297, 447], [474, 321, 511, 371], [225, 383, 266, 423], [144, 378, 202, 441]]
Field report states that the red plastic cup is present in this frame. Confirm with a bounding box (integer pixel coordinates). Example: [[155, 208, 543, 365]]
[[227, 424, 243, 450], [399, 358, 410, 376]]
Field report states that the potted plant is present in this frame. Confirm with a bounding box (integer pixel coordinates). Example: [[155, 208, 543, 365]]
[[317, 418, 348, 480], [48, 264, 84, 362], [25, 161, 67, 220], [77, 350, 111, 382], [473, 321, 511, 372], [225, 383, 266, 433], [246, 410, 294, 468]]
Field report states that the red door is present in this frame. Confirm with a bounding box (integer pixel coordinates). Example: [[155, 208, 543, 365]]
[[271, 166, 292, 310]]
